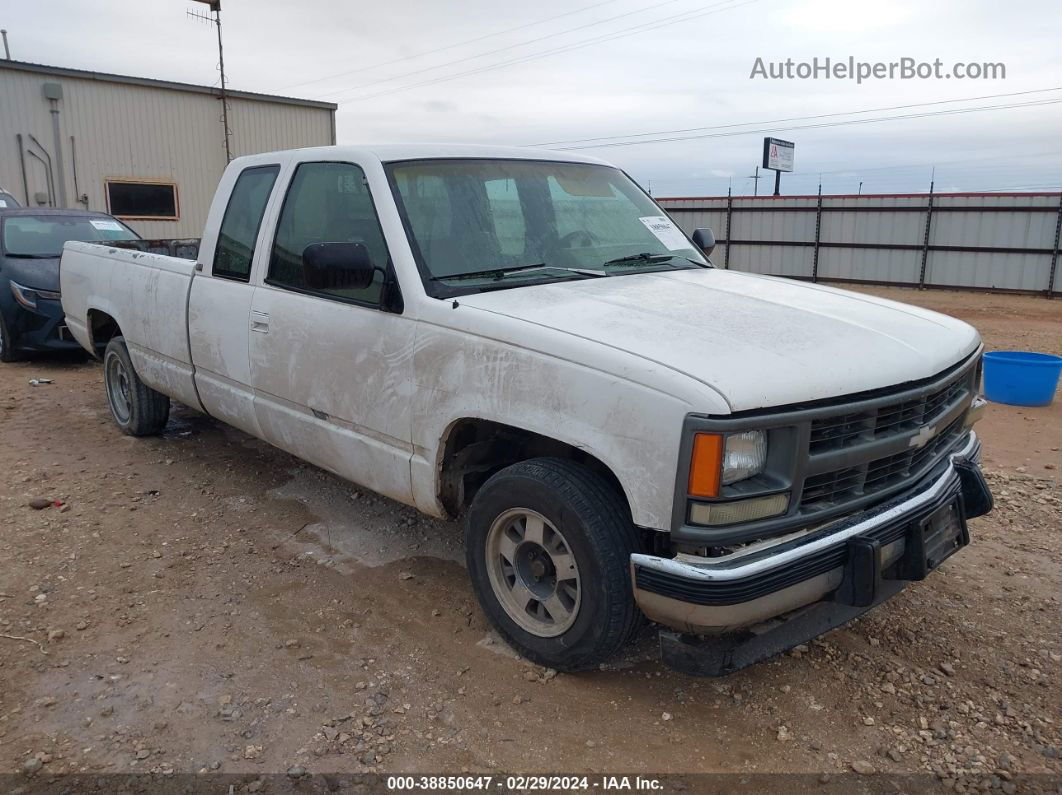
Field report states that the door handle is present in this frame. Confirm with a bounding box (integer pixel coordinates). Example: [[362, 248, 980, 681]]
[[250, 311, 269, 333]]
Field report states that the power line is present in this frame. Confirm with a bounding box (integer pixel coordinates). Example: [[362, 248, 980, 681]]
[[311, 0, 696, 97], [322, 0, 747, 101], [277, 0, 622, 91], [532, 86, 1062, 147], [966, 183, 1062, 192], [551, 98, 1062, 150], [649, 166, 1062, 195], [645, 150, 1062, 185], [656, 176, 1062, 196], [328, 0, 759, 103]]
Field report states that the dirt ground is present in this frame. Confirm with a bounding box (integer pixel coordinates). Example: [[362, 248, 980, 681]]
[[1, 286, 1060, 791]]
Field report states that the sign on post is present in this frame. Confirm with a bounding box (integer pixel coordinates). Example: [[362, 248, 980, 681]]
[[762, 137, 795, 172], [762, 137, 795, 195]]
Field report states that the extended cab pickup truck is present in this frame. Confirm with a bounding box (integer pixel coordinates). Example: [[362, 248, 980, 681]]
[[61, 145, 993, 674]]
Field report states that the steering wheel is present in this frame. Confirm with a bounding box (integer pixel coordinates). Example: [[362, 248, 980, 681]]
[[558, 230, 599, 249]]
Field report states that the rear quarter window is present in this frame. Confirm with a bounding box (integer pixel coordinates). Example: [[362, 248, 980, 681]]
[[212, 165, 280, 282]]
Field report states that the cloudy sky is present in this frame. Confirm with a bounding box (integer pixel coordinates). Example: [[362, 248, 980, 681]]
[[6, 0, 1061, 195]]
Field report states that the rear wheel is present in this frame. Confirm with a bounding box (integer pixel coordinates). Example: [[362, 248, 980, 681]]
[[465, 458, 643, 671], [0, 313, 20, 363], [103, 337, 170, 436]]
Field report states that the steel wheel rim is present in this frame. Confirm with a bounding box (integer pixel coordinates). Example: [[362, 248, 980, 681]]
[[485, 508, 581, 637], [105, 352, 133, 424]]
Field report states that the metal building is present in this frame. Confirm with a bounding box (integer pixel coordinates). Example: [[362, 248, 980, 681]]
[[1, 60, 337, 237]]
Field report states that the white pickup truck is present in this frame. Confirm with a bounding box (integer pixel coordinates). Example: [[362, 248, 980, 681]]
[[61, 144, 993, 674]]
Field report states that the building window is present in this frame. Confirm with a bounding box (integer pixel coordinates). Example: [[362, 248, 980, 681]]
[[105, 180, 179, 220]]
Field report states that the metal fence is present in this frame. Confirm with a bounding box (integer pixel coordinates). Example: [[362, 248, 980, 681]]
[[657, 192, 1062, 296]]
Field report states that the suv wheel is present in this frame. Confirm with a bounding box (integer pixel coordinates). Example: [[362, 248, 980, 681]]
[[0, 313, 20, 363]]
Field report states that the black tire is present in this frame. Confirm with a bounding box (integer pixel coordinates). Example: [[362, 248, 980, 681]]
[[103, 337, 170, 436], [465, 457, 643, 671], [0, 312, 20, 363]]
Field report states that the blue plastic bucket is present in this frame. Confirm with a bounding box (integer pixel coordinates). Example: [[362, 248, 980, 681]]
[[982, 351, 1062, 407]]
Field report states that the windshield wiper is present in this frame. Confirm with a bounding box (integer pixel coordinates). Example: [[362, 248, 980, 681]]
[[602, 252, 709, 269], [432, 263, 604, 282], [5, 253, 58, 259], [602, 252, 673, 266]]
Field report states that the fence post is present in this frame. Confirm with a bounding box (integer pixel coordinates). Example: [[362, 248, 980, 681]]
[[918, 180, 935, 289], [812, 183, 823, 282], [1048, 192, 1062, 299], [724, 187, 733, 269]]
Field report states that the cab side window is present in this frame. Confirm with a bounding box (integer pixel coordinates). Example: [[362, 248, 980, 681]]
[[267, 162, 390, 305], [212, 165, 279, 281]]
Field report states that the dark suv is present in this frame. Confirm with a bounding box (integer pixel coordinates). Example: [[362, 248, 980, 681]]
[[0, 208, 139, 361]]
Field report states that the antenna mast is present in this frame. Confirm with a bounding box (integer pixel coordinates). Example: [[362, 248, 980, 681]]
[[189, 0, 232, 162]]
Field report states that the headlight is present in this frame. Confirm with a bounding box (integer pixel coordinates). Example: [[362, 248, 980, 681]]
[[721, 430, 767, 485], [688, 429, 768, 497], [9, 281, 60, 310]]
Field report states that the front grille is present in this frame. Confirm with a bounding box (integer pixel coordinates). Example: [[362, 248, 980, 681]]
[[802, 417, 966, 510], [809, 369, 971, 454], [800, 365, 976, 513]]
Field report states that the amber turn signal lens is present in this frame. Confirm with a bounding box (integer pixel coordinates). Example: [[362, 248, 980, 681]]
[[688, 432, 723, 498]]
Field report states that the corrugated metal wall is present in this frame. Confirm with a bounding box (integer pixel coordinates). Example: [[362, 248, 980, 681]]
[[659, 193, 1062, 296], [1, 63, 335, 237]]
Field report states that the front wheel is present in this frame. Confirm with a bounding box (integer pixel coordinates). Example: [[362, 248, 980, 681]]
[[0, 312, 20, 363], [103, 337, 170, 436], [465, 458, 643, 671]]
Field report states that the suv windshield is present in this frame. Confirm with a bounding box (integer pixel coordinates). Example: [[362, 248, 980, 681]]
[[386, 159, 707, 295], [2, 215, 139, 258]]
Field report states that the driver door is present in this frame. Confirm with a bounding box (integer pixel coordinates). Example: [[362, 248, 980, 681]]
[[248, 160, 416, 505]]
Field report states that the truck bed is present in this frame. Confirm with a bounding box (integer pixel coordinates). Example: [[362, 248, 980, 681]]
[[105, 238, 202, 261], [60, 240, 202, 411]]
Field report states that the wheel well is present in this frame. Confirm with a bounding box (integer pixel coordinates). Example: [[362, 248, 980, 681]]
[[438, 418, 631, 519], [87, 310, 121, 355]]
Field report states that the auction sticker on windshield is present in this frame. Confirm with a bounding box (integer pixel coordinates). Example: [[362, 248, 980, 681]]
[[90, 219, 125, 231], [639, 215, 690, 251]]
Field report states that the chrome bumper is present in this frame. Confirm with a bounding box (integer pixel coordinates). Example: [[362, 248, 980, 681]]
[[632, 431, 983, 635]]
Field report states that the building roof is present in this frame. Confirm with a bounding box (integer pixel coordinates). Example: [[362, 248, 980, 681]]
[[0, 59, 337, 111]]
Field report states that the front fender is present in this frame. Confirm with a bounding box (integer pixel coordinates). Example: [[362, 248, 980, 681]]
[[408, 322, 705, 530]]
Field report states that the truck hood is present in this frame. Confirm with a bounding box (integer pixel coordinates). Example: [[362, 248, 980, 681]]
[[456, 268, 981, 412], [2, 256, 61, 291]]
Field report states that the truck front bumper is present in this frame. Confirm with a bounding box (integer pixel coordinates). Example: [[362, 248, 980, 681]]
[[631, 431, 991, 675]]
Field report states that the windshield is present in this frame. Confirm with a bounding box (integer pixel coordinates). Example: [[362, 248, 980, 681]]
[[2, 215, 139, 258], [0, 192, 19, 209], [386, 159, 707, 295]]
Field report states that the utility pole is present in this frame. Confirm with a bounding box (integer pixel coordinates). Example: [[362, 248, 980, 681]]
[[858, 181, 863, 195], [189, 0, 232, 162], [748, 166, 761, 196]]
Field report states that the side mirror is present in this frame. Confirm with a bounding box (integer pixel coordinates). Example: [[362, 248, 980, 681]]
[[691, 227, 716, 255], [302, 241, 375, 291]]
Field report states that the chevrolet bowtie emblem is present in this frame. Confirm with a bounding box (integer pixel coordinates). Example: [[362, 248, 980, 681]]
[[909, 424, 938, 449]]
